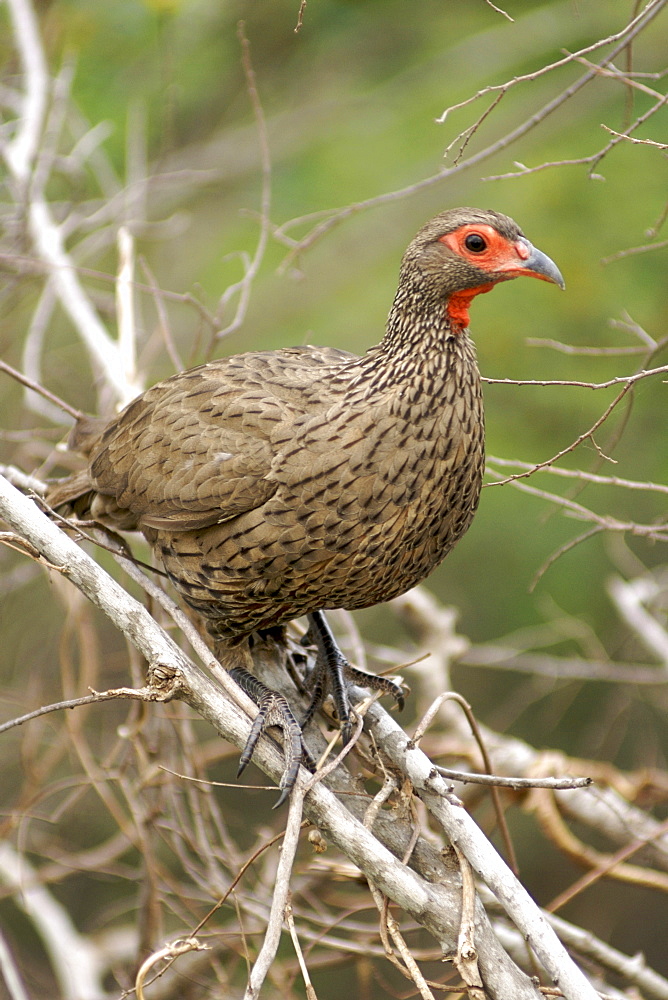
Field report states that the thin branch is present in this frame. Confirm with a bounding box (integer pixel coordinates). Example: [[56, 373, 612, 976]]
[[214, 23, 272, 343], [574, 56, 667, 101], [3, 0, 48, 180], [601, 124, 668, 149], [485, 379, 639, 488], [608, 575, 668, 665], [413, 692, 519, 875], [135, 938, 210, 1000], [434, 768, 593, 791], [115, 226, 138, 392], [483, 0, 513, 22], [294, 0, 308, 33], [493, 475, 668, 543], [276, 0, 667, 263], [0, 359, 84, 422], [139, 255, 184, 371], [242, 786, 305, 1000], [0, 929, 30, 1000], [435, 1, 666, 123], [601, 238, 668, 264], [529, 527, 606, 591], [452, 843, 485, 999], [526, 339, 649, 356], [487, 456, 668, 496], [482, 363, 668, 392], [369, 880, 438, 1000], [460, 642, 668, 685], [486, 90, 668, 180], [0, 687, 158, 737], [285, 896, 317, 1000]]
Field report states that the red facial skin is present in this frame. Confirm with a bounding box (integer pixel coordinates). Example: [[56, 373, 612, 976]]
[[439, 223, 551, 329]]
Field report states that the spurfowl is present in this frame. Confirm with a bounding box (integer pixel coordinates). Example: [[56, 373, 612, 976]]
[[48, 207, 563, 803]]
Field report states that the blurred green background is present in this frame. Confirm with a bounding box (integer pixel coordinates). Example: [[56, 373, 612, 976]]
[[1, 0, 667, 991]]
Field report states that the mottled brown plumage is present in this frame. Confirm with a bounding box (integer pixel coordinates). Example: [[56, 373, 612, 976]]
[[49, 207, 563, 800]]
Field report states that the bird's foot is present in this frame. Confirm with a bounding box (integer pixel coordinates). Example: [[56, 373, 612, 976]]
[[229, 665, 315, 808], [301, 611, 404, 745], [341, 661, 405, 712]]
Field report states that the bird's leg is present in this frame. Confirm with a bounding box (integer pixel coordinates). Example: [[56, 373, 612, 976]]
[[302, 611, 405, 744], [227, 650, 315, 808], [298, 653, 327, 733], [301, 611, 353, 744]]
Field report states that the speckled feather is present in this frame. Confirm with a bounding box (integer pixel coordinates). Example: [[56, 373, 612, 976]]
[[49, 208, 560, 646]]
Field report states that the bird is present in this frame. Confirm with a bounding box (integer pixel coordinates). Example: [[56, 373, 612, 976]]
[[47, 207, 564, 804]]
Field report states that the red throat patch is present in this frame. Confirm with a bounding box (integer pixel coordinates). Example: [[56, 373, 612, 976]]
[[445, 283, 495, 331]]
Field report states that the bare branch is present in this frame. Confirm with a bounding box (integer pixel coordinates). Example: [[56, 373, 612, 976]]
[[0, 842, 105, 1000], [0, 929, 30, 1000], [485, 90, 668, 180], [434, 768, 594, 791], [435, 1, 666, 124], [0, 359, 84, 421], [361, 700, 601, 1000], [491, 474, 668, 544], [2, 0, 141, 407], [0, 474, 601, 1000], [483, 364, 668, 393], [0, 687, 158, 737], [116, 226, 138, 391], [601, 238, 668, 264], [243, 787, 306, 999], [483, 0, 514, 22], [460, 642, 668, 685], [135, 938, 210, 1000], [487, 455, 668, 495], [214, 23, 272, 344], [276, 0, 667, 263], [607, 575, 668, 666]]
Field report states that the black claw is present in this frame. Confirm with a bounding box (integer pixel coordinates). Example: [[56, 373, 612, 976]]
[[340, 718, 354, 748], [229, 665, 307, 806], [237, 711, 265, 777], [273, 785, 291, 810]]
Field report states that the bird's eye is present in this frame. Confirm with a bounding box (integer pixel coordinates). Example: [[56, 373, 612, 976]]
[[464, 233, 487, 253]]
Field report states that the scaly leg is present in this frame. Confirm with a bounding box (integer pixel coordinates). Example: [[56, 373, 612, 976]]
[[302, 610, 404, 744], [229, 663, 314, 808]]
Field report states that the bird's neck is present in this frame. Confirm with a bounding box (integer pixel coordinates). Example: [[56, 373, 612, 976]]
[[353, 273, 478, 392]]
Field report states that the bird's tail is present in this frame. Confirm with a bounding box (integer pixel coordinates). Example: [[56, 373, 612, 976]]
[[45, 413, 107, 513]]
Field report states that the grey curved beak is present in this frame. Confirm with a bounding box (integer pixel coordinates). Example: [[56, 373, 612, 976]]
[[522, 240, 565, 289]]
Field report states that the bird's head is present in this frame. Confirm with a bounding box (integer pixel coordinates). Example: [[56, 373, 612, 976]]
[[402, 207, 564, 331]]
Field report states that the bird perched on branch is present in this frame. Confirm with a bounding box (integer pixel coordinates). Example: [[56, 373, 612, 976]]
[[48, 207, 564, 803]]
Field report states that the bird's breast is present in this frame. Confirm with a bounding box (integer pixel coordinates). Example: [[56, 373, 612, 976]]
[[260, 361, 485, 600]]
